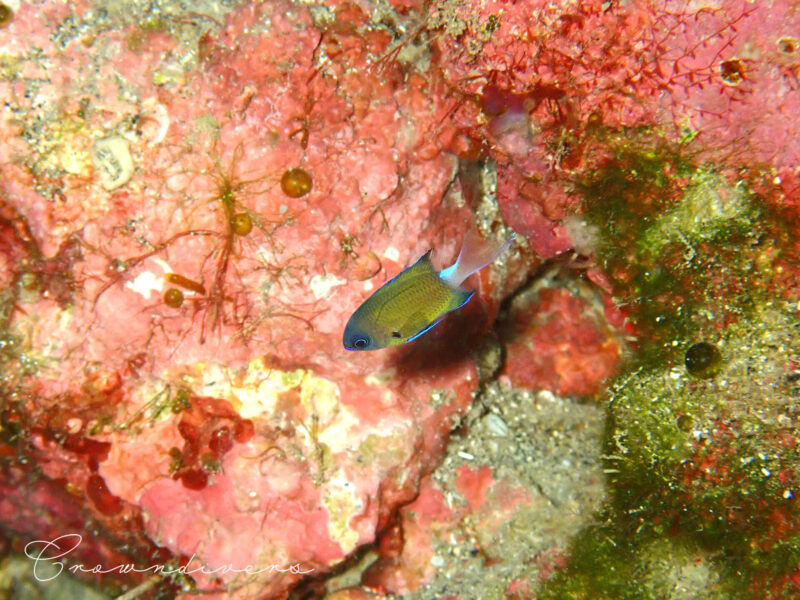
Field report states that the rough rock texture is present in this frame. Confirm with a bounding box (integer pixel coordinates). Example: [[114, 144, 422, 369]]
[[430, 0, 800, 265], [354, 383, 606, 599]]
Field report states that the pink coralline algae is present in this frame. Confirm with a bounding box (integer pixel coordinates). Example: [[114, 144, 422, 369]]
[[1, 0, 800, 598], [503, 287, 623, 397], [362, 480, 455, 594], [0, 0, 505, 597]]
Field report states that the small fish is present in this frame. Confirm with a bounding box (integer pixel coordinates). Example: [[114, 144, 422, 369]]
[[343, 231, 514, 351]]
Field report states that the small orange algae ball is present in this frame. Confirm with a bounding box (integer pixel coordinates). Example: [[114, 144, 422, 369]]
[[232, 212, 252, 236], [777, 36, 798, 55], [280, 167, 312, 198], [0, 3, 12, 28], [164, 287, 184, 308]]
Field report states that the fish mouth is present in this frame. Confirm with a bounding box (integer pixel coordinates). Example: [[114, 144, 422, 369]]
[[342, 327, 357, 351]]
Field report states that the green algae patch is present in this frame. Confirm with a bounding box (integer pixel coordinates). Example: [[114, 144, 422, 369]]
[[576, 134, 771, 369], [537, 523, 732, 600], [608, 302, 800, 503], [536, 521, 649, 600], [540, 303, 800, 599], [356, 432, 410, 470], [544, 130, 800, 599], [637, 171, 756, 260]]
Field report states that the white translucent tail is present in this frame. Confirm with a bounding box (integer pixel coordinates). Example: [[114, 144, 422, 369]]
[[439, 230, 515, 288]]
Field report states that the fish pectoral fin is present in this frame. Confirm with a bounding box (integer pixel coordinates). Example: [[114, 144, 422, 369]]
[[399, 309, 434, 339], [397, 308, 441, 343]]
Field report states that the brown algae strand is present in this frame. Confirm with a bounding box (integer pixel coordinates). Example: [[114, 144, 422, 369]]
[[165, 272, 206, 295]]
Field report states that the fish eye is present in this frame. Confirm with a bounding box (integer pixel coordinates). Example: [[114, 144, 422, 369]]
[[352, 336, 370, 349]]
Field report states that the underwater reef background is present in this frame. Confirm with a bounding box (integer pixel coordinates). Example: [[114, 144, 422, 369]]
[[1, 0, 799, 598]]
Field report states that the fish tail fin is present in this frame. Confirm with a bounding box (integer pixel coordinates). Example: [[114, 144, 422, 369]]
[[439, 230, 515, 288]]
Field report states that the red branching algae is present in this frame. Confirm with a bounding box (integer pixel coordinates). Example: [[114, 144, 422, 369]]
[[177, 468, 209, 492], [171, 395, 253, 489], [86, 474, 123, 516]]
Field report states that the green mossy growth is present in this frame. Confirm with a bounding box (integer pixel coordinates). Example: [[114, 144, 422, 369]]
[[576, 133, 769, 369], [125, 18, 171, 53], [563, 302, 800, 599], [539, 304, 800, 596], [539, 523, 734, 600], [537, 521, 651, 600], [0, 54, 21, 81], [544, 130, 800, 599]]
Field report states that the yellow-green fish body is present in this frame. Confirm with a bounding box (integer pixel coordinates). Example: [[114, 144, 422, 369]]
[[343, 232, 513, 351]]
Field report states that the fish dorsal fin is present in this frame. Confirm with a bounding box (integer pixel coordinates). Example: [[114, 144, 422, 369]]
[[374, 249, 434, 293], [407, 250, 435, 274]]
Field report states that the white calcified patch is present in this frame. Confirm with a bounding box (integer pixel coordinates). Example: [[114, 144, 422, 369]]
[[562, 215, 600, 256], [383, 246, 399, 262], [152, 258, 171, 275], [309, 273, 346, 300], [57, 138, 91, 176], [362, 280, 374, 292], [92, 135, 134, 191], [230, 362, 385, 451], [484, 413, 509, 437], [125, 270, 161, 299], [144, 99, 170, 145], [254, 245, 274, 266], [322, 472, 362, 553], [315, 402, 364, 454]]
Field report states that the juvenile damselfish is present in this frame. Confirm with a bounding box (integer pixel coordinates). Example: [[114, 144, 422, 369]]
[[343, 231, 514, 351]]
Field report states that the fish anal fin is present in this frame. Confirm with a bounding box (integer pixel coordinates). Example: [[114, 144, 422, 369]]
[[446, 288, 474, 313], [399, 309, 435, 341], [405, 318, 444, 343]]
